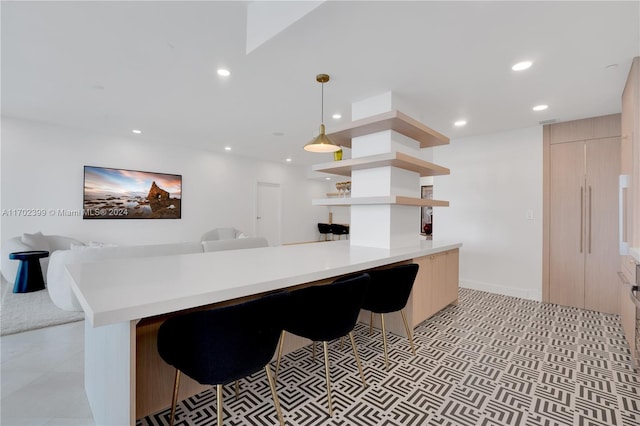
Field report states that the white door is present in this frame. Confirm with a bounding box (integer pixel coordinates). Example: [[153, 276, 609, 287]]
[[256, 182, 282, 246]]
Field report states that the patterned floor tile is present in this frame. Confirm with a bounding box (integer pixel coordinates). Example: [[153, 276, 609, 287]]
[[137, 289, 640, 426]]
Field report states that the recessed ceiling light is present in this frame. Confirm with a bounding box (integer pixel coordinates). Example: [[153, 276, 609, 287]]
[[325, 177, 331, 180], [272, 132, 284, 137], [454, 120, 467, 127], [332, 113, 342, 119], [217, 68, 231, 77], [512, 61, 533, 71], [533, 104, 548, 111], [224, 146, 231, 151], [132, 129, 142, 134], [285, 158, 292, 162]]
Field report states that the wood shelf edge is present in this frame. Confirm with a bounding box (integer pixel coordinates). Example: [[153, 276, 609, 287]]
[[326, 110, 449, 149]]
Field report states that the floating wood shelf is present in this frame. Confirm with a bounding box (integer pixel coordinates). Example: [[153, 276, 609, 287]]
[[326, 110, 449, 148], [312, 196, 449, 207], [313, 152, 450, 177]]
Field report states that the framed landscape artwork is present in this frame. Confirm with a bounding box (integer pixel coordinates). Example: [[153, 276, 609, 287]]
[[83, 166, 182, 219]]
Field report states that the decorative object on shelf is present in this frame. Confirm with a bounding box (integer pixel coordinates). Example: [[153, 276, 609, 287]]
[[304, 74, 341, 153], [420, 185, 433, 235], [333, 148, 343, 161], [335, 181, 351, 197]]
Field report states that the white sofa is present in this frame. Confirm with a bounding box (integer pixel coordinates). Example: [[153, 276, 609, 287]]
[[46, 237, 269, 311], [200, 227, 244, 241], [1, 233, 85, 286]]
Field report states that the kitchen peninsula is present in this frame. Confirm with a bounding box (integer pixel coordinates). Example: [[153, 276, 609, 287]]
[[66, 239, 461, 425]]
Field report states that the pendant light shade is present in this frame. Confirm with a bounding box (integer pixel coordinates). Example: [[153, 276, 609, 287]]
[[304, 74, 340, 153]]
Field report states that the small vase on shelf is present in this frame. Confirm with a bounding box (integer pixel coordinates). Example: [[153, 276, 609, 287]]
[[333, 149, 343, 161]]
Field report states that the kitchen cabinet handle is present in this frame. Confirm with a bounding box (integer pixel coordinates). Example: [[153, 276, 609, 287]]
[[588, 186, 592, 254], [619, 174, 630, 255], [580, 186, 584, 253]]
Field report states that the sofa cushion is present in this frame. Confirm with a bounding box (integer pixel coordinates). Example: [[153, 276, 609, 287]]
[[202, 237, 268, 252], [21, 232, 51, 252], [217, 228, 236, 240]]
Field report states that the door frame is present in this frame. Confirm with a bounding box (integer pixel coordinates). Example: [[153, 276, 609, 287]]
[[254, 181, 283, 246]]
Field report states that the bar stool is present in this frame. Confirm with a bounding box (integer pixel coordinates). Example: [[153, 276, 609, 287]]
[[331, 224, 349, 240], [274, 273, 370, 416], [362, 263, 419, 370], [317, 223, 332, 241], [157, 291, 288, 426]]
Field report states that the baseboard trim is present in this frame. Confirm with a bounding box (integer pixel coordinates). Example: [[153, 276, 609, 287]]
[[460, 279, 542, 302]]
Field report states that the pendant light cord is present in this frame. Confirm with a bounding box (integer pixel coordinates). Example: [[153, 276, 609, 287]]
[[320, 82, 324, 125]]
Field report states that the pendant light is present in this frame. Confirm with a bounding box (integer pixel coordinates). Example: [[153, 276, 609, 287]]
[[304, 74, 340, 152]]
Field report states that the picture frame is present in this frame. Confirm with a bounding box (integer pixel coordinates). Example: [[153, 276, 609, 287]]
[[83, 166, 182, 219]]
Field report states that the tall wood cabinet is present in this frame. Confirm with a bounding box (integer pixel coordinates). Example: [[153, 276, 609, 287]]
[[544, 114, 621, 314], [619, 57, 639, 367]]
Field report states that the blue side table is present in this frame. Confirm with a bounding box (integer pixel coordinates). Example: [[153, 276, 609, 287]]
[[9, 250, 49, 293]]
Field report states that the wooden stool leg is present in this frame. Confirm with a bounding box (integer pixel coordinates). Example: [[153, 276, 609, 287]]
[[275, 330, 286, 381], [265, 365, 284, 426], [401, 309, 417, 356], [169, 369, 181, 426], [216, 384, 223, 426], [349, 332, 367, 387], [381, 313, 390, 371], [322, 341, 333, 416]]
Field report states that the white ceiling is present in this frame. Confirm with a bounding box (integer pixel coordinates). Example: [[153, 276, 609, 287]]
[[2, 1, 639, 167]]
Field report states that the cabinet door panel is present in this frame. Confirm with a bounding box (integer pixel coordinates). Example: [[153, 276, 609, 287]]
[[431, 252, 449, 313], [585, 137, 621, 313], [444, 250, 459, 305], [549, 141, 586, 308], [411, 255, 434, 325]]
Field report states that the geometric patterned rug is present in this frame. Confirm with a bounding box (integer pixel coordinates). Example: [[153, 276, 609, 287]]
[[137, 288, 640, 426]]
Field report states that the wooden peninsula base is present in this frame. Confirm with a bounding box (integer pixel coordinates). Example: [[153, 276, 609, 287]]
[[135, 248, 460, 419]]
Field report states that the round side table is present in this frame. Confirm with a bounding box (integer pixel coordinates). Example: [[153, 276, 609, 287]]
[[9, 250, 49, 293]]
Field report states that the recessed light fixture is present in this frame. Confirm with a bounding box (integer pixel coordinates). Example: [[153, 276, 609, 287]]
[[285, 158, 292, 162], [272, 132, 284, 137], [217, 68, 231, 77], [533, 104, 548, 111], [512, 61, 533, 71], [325, 177, 331, 180], [332, 113, 342, 119], [224, 146, 232, 151], [454, 120, 467, 127], [132, 129, 142, 134]]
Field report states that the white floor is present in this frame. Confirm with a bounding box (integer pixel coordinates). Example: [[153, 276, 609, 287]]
[[1, 321, 95, 425]]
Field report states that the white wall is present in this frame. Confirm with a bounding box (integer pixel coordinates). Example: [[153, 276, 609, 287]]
[[1, 117, 328, 250], [433, 126, 543, 301]]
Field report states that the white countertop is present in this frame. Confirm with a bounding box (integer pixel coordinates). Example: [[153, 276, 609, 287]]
[[66, 240, 461, 327], [629, 247, 640, 264]]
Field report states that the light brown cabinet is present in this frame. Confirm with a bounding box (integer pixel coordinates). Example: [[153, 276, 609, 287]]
[[621, 57, 639, 278], [619, 56, 639, 368], [362, 248, 459, 338], [411, 249, 459, 323], [545, 115, 621, 314]]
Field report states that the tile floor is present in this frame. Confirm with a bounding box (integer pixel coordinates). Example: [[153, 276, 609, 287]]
[[1, 320, 94, 425], [2, 289, 640, 426]]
